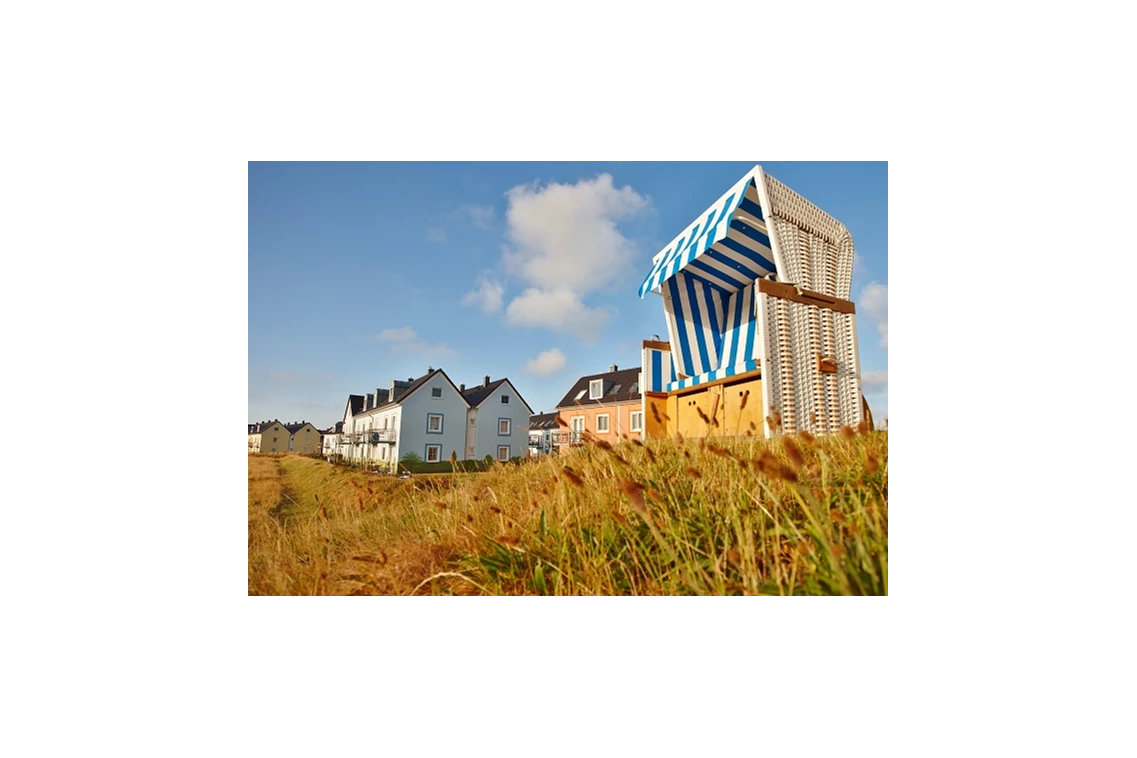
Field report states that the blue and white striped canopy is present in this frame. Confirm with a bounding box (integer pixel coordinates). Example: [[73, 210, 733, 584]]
[[638, 166, 778, 299]]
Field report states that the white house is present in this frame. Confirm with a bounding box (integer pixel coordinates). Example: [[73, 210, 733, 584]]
[[334, 369, 533, 469], [528, 412, 559, 456], [459, 376, 534, 463]]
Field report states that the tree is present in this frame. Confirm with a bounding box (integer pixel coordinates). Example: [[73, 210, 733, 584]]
[[399, 451, 423, 474]]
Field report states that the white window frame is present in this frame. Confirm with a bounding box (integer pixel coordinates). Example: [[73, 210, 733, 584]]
[[498, 418, 511, 435], [497, 445, 510, 461], [596, 414, 610, 433], [589, 379, 604, 399], [425, 444, 441, 463], [431, 387, 443, 398], [501, 394, 510, 404], [427, 414, 443, 434], [630, 412, 643, 432]]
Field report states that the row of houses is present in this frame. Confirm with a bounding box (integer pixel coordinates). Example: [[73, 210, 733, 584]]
[[249, 361, 651, 464], [247, 420, 323, 454]]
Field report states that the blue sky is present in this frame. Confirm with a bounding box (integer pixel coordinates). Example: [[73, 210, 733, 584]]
[[249, 162, 887, 427]]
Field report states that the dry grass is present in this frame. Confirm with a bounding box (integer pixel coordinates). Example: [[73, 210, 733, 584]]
[[248, 430, 887, 596]]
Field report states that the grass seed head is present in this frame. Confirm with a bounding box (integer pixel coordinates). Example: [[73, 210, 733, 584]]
[[783, 438, 805, 469], [686, 466, 703, 479], [619, 478, 647, 514], [841, 425, 856, 439]]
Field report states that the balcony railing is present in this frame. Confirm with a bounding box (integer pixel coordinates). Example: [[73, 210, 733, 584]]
[[340, 429, 397, 444], [551, 431, 583, 446]]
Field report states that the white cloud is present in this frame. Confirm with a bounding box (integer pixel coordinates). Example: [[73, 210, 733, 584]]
[[861, 370, 888, 393], [456, 203, 495, 229], [859, 281, 888, 349], [504, 288, 611, 346], [495, 173, 648, 343], [502, 173, 649, 295], [461, 276, 504, 313], [525, 348, 567, 376], [426, 227, 447, 243], [373, 326, 417, 343]]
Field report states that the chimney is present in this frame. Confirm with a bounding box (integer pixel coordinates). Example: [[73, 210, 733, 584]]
[[363, 396, 370, 411], [459, 383, 465, 391], [609, 364, 618, 372], [483, 375, 490, 387]]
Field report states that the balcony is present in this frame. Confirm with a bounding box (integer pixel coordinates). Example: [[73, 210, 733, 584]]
[[551, 431, 583, 446], [341, 429, 397, 444]]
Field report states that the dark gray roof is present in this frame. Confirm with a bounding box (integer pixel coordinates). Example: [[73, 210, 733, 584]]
[[284, 421, 317, 435], [529, 412, 559, 430], [248, 419, 284, 434], [461, 379, 507, 408], [554, 367, 642, 409], [346, 395, 365, 417], [353, 369, 469, 417]]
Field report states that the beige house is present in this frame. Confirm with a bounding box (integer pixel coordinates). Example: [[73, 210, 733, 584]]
[[248, 420, 287, 453], [553, 365, 643, 449], [285, 421, 322, 453]]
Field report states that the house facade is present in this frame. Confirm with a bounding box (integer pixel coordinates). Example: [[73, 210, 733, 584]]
[[553, 365, 644, 450], [284, 422, 322, 454], [460, 376, 533, 462], [528, 412, 558, 456], [333, 369, 533, 469], [248, 420, 287, 453]]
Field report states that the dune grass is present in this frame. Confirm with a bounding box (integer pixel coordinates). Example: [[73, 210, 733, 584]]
[[248, 428, 887, 596]]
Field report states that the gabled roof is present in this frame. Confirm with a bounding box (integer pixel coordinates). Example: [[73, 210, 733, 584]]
[[346, 395, 365, 417], [460, 377, 534, 415], [554, 367, 642, 410], [284, 421, 317, 435], [461, 379, 507, 408], [353, 369, 471, 417], [248, 419, 284, 435], [529, 412, 558, 430]]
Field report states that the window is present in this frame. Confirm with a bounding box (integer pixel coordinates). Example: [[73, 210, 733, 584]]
[[305, 438, 310, 444], [427, 414, 443, 434], [272, 437, 278, 443], [629, 383, 638, 394], [432, 387, 442, 398], [630, 412, 643, 432], [497, 445, 510, 461], [426, 445, 441, 463], [501, 394, 510, 404], [597, 414, 610, 433], [499, 418, 511, 435], [589, 379, 603, 399], [574, 390, 587, 401], [608, 384, 621, 396]]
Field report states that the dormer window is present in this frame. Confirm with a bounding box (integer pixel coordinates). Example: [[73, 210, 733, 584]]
[[589, 379, 603, 399]]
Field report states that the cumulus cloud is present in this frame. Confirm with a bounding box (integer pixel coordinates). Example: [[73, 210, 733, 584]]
[[461, 276, 504, 313], [426, 227, 447, 243], [373, 326, 417, 343], [456, 203, 495, 229], [502, 173, 648, 293], [492, 173, 648, 343], [525, 348, 567, 376], [859, 281, 888, 349], [861, 370, 888, 393], [504, 288, 611, 345]]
